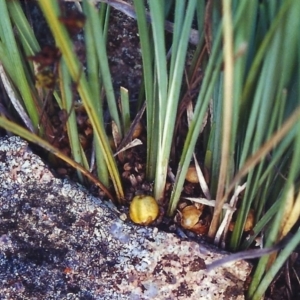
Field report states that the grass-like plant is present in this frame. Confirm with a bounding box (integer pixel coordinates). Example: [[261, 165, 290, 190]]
[[0, 0, 300, 299]]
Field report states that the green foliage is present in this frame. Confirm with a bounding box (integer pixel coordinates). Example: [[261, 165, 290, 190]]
[[0, 0, 124, 202], [0, 1, 300, 299]]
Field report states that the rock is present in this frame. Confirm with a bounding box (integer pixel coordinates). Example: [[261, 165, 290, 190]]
[[0, 136, 251, 299]]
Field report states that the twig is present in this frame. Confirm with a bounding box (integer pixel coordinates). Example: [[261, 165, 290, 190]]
[[215, 183, 247, 247], [206, 235, 292, 272], [183, 197, 235, 212]]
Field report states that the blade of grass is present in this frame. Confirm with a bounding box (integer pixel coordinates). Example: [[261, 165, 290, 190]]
[[208, 1, 257, 240], [0, 63, 34, 132], [120, 87, 130, 135], [167, 22, 223, 216], [7, 0, 40, 56], [231, 0, 299, 248], [195, 0, 205, 44], [0, 116, 114, 200], [205, 76, 223, 197], [0, 0, 40, 130], [38, 0, 124, 202], [59, 58, 86, 182], [221, 107, 300, 206], [241, 196, 281, 250], [82, 0, 109, 187], [152, 0, 198, 201], [251, 229, 300, 300], [208, 0, 234, 239], [0, 41, 15, 82], [85, 0, 122, 134], [148, 0, 168, 200], [248, 1, 300, 294], [240, 0, 293, 110], [133, 0, 156, 180], [168, 0, 185, 83]]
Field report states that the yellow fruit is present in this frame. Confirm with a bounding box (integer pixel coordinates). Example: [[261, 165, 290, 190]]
[[181, 205, 202, 229], [244, 209, 255, 232], [229, 209, 255, 232], [132, 121, 143, 139], [185, 166, 199, 183], [129, 195, 159, 225]]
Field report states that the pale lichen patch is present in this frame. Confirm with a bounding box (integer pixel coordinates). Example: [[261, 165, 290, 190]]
[[0, 136, 252, 299]]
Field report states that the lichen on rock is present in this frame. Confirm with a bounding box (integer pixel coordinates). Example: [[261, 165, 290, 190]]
[[0, 136, 251, 299]]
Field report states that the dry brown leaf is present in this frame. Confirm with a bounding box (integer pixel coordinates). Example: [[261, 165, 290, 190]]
[[193, 154, 212, 199], [112, 120, 121, 148], [113, 139, 143, 157]]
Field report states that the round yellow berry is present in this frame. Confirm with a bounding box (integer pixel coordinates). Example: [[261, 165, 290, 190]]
[[180, 205, 202, 229], [129, 195, 159, 226], [185, 166, 199, 183]]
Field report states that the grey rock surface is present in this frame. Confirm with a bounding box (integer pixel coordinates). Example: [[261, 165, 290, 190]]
[[0, 136, 251, 299]]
